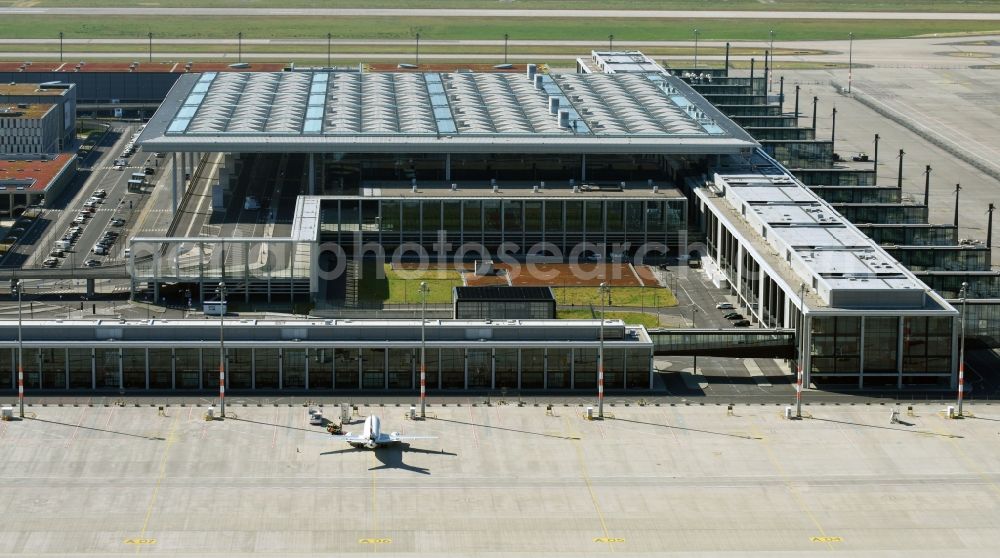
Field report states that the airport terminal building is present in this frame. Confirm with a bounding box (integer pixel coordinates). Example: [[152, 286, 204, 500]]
[[1, 53, 959, 395]]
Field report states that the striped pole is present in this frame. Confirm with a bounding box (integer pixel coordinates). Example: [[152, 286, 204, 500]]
[[957, 363, 965, 416], [16, 280, 24, 418], [219, 362, 225, 417], [795, 364, 803, 418], [419, 281, 428, 418], [958, 282, 967, 417], [17, 363, 24, 418], [420, 362, 426, 417]]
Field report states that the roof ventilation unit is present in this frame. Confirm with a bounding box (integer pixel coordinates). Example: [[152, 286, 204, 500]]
[[451, 183, 457, 191], [533, 184, 540, 193], [548, 96, 560, 114], [533, 73, 543, 90], [558, 109, 570, 128], [526, 64, 537, 80]]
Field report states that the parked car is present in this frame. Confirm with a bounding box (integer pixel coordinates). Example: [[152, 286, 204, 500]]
[[84, 259, 102, 267], [93, 189, 107, 197], [110, 218, 126, 227], [715, 302, 734, 310], [49, 249, 64, 258], [42, 258, 59, 268], [733, 319, 751, 327], [723, 312, 743, 320]]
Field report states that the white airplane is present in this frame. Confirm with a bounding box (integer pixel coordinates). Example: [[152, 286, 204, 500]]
[[335, 415, 436, 449]]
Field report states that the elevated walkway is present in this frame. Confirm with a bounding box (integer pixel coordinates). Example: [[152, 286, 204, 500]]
[[649, 328, 796, 359]]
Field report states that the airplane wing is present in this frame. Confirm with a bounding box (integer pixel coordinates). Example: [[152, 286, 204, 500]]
[[329, 434, 367, 443], [389, 434, 438, 442]]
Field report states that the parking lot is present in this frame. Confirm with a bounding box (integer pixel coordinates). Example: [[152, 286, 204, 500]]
[[2, 403, 999, 555]]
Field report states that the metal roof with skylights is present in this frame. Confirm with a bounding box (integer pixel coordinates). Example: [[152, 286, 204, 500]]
[[139, 68, 756, 154]]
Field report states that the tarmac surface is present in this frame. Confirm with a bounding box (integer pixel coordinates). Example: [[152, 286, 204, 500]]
[[1, 403, 999, 556]]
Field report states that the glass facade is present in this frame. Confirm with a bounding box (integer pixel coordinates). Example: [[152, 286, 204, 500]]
[[884, 247, 990, 272], [4, 345, 653, 392], [855, 224, 957, 247], [321, 196, 687, 260], [834, 204, 928, 225], [761, 140, 833, 169]]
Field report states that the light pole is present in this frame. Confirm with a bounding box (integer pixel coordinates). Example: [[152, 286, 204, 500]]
[[598, 282, 609, 418], [847, 32, 854, 94], [415, 33, 420, 65], [693, 29, 700, 69], [608, 34, 614, 51], [503, 33, 509, 64], [419, 281, 429, 418], [327, 32, 332, 68], [217, 282, 227, 419], [237, 31, 242, 63], [796, 283, 806, 418], [768, 29, 774, 92], [15, 280, 24, 418], [958, 281, 968, 417], [59, 32, 63, 63], [148, 32, 153, 63]]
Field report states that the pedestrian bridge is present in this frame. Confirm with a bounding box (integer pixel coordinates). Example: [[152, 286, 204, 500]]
[[648, 328, 796, 359]]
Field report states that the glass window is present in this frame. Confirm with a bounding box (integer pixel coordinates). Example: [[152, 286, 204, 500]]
[[422, 348, 440, 391], [626, 348, 649, 390], [495, 348, 518, 389], [283, 349, 306, 389], [388, 348, 414, 390], [522, 348, 545, 389], [606, 201, 623, 233], [565, 201, 583, 233], [149, 348, 172, 389], [585, 201, 603, 234], [525, 201, 542, 232], [361, 348, 385, 389], [467, 349, 491, 388], [443, 201, 461, 232], [227, 348, 252, 389], [484, 200, 501, 233], [380, 200, 400, 232], [68, 349, 91, 389], [335, 349, 358, 389], [604, 348, 625, 390], [95, 348, 119, 390], [626, 201, 643, 232], [503, 200, 523, 233], [440, 348, 464, 389], [0, 349, 14, 389], [547, 348, 572, 389], [309, 348, 334, 389], [463, 200, 481, 231], [402, 201, 420, 231], [646, 201, 664, 231], [254, 348, 280, 389], [175, 348, 201, 390], [863, 317, 899, 373], [545, 201, 563, 233], [574, 348, 597, 389], [123, 349, 146, 389], [39, 347, 66, 390], [422, 200, 441, 233]]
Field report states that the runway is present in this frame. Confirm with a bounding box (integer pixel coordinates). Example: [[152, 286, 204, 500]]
[[2, 7, 1000, 19]]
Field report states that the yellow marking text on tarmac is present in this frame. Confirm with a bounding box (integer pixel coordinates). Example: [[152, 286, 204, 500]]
[[359, 538, 392, 544], [594, 537, 625, 543], [124, 539, 156, 545], [811, 536, 843, 543]]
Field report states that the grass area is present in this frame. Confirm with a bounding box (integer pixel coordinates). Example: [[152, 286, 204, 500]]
[[0, 16, 997, 43], [357, 262, 462, 304], [10, 1, 1000, 13], [554, 286, 677, 308], [558, 308, 663, 329]]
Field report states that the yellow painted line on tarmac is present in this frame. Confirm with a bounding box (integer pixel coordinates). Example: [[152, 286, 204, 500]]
[[135, 411, 180, 554], [564, 416, 620, 552], [811, 536, 843, 543], [753, 425, 835, 551]]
